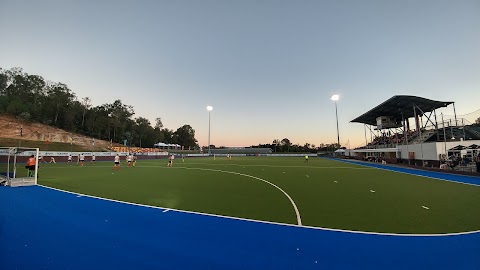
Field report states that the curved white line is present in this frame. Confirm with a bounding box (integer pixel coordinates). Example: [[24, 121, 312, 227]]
[[38, 164, 480, 235], [179, 167, 303, 226], [37, 184, 480, 236], [39, 165, 303, 226]]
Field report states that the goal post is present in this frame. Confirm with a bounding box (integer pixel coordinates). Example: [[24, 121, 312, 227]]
[[0, 147, 39, 187]]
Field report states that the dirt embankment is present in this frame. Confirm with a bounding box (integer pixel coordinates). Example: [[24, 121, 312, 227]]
[[0, 115, 111, 150]]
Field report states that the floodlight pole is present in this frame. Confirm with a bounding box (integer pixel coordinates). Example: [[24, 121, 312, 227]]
[[335, 100, 340, 147], [331, 95, 340, 148], [208, 111, 211, 155], [207, 106, 213, 155]]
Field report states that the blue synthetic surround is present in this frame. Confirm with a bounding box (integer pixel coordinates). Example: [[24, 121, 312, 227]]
[[1, 165, 480, 269], [324, 157, 480, 186]]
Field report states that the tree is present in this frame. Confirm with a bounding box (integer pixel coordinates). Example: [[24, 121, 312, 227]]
[[303, 143, 311, 152], [271, 139, 280, 152], [155, 117, 163, 129], [106, 100, 134, 142], [0, 67, 201, 149], [161, 128, 174, 143], [174, 125, 198, 148], [44, 82, 76, 127], [64, 99, 84, 132], [476, 117, 480, 125], [26, 74, 46, 121], [0, 69, 8, 112], [81, 97, 92, 128], [134, 117, 151, 147], [281, 138, 291, 152]]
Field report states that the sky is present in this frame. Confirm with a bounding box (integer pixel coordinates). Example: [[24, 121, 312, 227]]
[[1, 0, 479, 148]]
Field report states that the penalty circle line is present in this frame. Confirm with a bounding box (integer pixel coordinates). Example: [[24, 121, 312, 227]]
[[179, 166, 303, 226]]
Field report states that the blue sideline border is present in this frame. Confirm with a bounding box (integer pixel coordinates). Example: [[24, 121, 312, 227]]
[[323, 156, 480, 186], [1, 171, 480, 269]]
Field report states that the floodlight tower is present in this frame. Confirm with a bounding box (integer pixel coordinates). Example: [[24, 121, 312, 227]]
[[207, 105, 213, 155], [331, 94, 340, 147]]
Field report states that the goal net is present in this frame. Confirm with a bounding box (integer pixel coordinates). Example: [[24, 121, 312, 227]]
[[0, 147, 39, 187]]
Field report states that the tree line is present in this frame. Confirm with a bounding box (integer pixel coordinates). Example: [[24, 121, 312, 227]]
[[208, 139, 341, 153], [0, 67, 198, 149], [0, 67, 341, 152], [256, 139, 341, 153]]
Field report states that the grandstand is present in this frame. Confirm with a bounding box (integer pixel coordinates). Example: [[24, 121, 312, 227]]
[[350, 95, 480, 171]]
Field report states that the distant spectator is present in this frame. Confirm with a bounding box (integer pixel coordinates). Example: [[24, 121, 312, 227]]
[[476, 154, 480, 173], [449, 155, 460, 169]]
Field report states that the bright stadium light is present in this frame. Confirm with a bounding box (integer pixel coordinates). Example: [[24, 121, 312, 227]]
[[207, 105, 213, 155], [331, 94, 340, 147]]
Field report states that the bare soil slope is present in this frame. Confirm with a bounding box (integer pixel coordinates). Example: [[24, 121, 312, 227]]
[[0, 115, 111, 150]]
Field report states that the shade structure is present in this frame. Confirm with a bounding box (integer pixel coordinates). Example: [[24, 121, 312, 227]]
[[351, 95, 453, 126], [467, 144, 479, 149], [448, 145, 467, 151]]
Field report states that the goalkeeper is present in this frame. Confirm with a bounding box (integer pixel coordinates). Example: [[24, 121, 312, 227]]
[[26, 155, 36, 177]]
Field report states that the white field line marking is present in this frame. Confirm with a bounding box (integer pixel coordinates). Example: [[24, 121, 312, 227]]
[[328, 158, 480, 187], [422, 206, 430, 210], [40, 166, 302, 226], [180, 167, 302, 226], [37, 185, 480, 237], [140, 162, 375, 170], [41, 164, 374, 170]]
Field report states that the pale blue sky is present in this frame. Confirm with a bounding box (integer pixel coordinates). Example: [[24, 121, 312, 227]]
[[1, 0, 479, 147]]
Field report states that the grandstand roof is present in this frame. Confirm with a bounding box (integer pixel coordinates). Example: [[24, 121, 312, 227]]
[[351, 95, 453, 126]]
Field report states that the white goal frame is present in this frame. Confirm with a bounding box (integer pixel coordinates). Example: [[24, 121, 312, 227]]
[[0, 147, 39, 187]]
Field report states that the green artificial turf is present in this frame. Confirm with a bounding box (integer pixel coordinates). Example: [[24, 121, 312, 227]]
[[38, 157, 480, 234]]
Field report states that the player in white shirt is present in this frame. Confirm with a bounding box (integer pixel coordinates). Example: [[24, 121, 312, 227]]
[[79, 153, 85, 166], [39, 156, 47, 163], [127, 154, 133, 167], [113, 154, 121, 171], [91, 154, 96, 165], [132, 154, 137, 167], [49, 156, 56, 164], [67, 154, 72, 164], [167, 154, 175, 167]]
